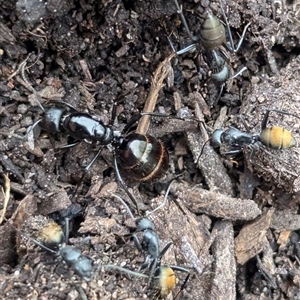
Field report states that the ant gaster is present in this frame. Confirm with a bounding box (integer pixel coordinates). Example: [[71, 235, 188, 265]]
[[26, 217, 93, 281], [206, 108, 298, 161]]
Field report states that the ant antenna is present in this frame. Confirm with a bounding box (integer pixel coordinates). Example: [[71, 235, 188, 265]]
[[20, 56, 45, 112], [72, 146, 104, 197], [196, 138, 211, 165], [111, 193, 135, 220], [146, 179, 176, 217], [103, 264, 149, 278]]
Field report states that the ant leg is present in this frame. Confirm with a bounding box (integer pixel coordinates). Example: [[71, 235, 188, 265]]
[[219, 0, 251, 53], [59, 141, 81, 149], [72, 146, 104, 197], [261, 107, 300, 131], [260, 109, 270, 131], [173, 0, 193, 40], [173, 269, 191, 300], [214, 83, 225, 106], [64, 217, 70, 244], [175, 44, 197, 55], [132, 233, 144, 253], [170, 0, 198, 55], [238, 115, 251, 132], [122, 113, 142, 134], [103, 264, 149, 278], [158, 242, 173, 259], [28, 236, 57, 255], [232, 66, 248, 79], [113, 156, 140, 215]]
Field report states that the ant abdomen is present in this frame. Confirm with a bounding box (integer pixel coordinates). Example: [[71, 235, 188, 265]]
[[260, 127, 296, 150], [199, 13, 226, 50], [116, 133, 169, 182]]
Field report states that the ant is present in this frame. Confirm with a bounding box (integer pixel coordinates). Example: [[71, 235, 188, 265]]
[[22, 216, 93, 281], [200, 108, 298, 164], [22, 57, 169, 212], [35, 102, 169, 183], [170, 0, 250, 102], [106, 186, 191, 299]]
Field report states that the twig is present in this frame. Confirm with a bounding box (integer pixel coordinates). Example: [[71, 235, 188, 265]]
[[0, 174, 11, 225], [136, 52, 175, 134]]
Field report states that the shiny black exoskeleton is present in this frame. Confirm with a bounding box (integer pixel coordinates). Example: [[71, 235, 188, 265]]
[[134, 217, 161, 268], [38, 104, 169, 183], [40, 106, 114, 145], [211, 127, 259, 157], [116, 133, 169, 182], [108, 193, 191, 298]]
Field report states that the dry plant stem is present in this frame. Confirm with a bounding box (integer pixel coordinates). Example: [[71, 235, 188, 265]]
[[211, 220, 236, 300], [136, 52, 175, 134], [171, 182, 261, 221], [0, 174, 11, 225]]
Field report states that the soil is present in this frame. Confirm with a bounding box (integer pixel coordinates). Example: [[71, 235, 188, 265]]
[[1, 0, 300, 299]]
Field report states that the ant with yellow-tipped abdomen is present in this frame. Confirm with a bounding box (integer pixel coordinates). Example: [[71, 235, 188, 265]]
[[103, 185, 191, 299]]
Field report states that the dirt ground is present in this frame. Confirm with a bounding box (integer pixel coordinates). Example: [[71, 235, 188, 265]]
[[1, 0, 300, 299]]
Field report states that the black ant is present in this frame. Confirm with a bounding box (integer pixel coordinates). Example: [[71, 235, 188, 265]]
[[22, 216, 93, 281], [170, 0, 250, 102], [200, 108, 298, 163], [22, 57, 169, 212], [35, 102, 169, 183], [106, 186, 191, 299]]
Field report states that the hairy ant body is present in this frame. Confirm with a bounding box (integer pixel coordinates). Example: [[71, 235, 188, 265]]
[[206, 108, 298, 161], [25, 217, 93, 281], [171, 0, 250, 101]]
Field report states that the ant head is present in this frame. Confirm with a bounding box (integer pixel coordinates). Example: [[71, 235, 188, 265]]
[[136, 218, 155, 231], [210, 129, 223, 148]]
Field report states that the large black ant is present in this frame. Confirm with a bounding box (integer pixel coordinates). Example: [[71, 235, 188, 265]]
[[36, 102, 169, 183], [22, 216, 93, 281], [201, 108, 298, 163], [23, 61, 169, 212], [105, 187, 191, 299], [170, 0, 250, 102]]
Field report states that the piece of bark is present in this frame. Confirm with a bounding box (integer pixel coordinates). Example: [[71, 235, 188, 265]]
[[271, 209, 300, 231], [171, 181, 261, 221], [148, 195, 213, 299], [211, 220, 236, 300], [235, 208, 275, 265]]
